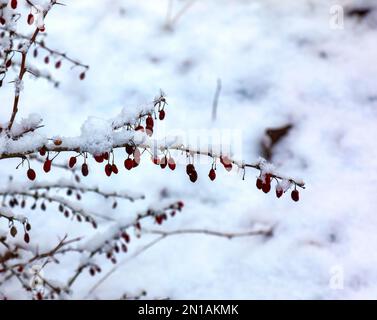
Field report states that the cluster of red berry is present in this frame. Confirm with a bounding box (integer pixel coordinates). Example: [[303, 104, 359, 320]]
[[256, 173, 300, 202], [88, 201, 183, 268]]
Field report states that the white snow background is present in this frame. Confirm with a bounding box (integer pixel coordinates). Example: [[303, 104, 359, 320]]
[[1, 0, 377, 299]]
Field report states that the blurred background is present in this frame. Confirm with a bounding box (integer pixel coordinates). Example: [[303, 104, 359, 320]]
[[1, 0, 377, 299]]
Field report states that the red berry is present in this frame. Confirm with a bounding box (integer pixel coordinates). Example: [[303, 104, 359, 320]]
[[135, 125, 144, 132], [39, 147, 47, 156], [55, 61, 62, 69], [81, 163, 89, 176], [152, 157, 160, 165], [122, 232, 130, 243], [159, 110, 165, 120], [79, 72, 86, 80], [160, 156, 167, 169], [10, 0, 17, 10], [168, 157, 176, 171], [27, 13, 34, 25], [155, 215, 164, 225], [43, 159, 52, 173], [256, 178, 263, 190], [103, 152, 109, 161], [69, 156, 77, 168], [146, 115, 154, 128], [291, 190, 299, 202], [262, 181, 271, 194], [27, 168, 36, 181], [124, 158, 133, 170], [125, 144, 134, 155], [186, 164, 195, 175], [208, 168, 216, 181], [10, 226, 17, 237], [24, 233, 30, 244], [189, 170, 198, 183], [38, 25, 45, 32], [276, 188, 283, 198], [6, 59, 11, 68], [0, 17, 6, 25], [112, 164, 119, 174], [105, 164, 112, 177], [94, 154, 104, 163], [44, 56, 49, 64], [132, 159, 139, 168]]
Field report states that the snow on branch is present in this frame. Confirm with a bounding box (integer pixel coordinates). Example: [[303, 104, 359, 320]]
[[0, 92, 305, 201]]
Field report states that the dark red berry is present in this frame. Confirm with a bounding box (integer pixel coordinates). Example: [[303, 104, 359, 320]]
[[125, 144, 134, 155], [112, 164, 119, 174], [39, 147, 47, 156], [262, 181, 271, 194], [27, 168, 36, 181], [69, 156, 77, 168], [27, 13, 34, 25], [24, 233, 30, 244], [208, 168, 216, 181], [94, 154, 104, 163], [81, 163, 89, 176], [152, 157, 160, 165], [6, 59, 11, 68], [10, 226, 17, 237], [44, 56, 49, 64], [291, 190, 299, 202], [189, 170, 198, 183], [103, 152, 109, 161], [132, 159, 139, 168], [124, 158, 133, 170], [105, 164, 112, 177], [155, 215, 164, 225], [146, 115, 154, 128], [256, 178, 263, 190], [43, 159, 52, 173], [0, 17, 6, 25], [275, 184, 284, 198], [135, 125, 144, 132], [160, 156, 167, 169], [11, 0, 17, 10], [186, 164, 195, 175], [168, 157, 176, 170], [79, 72, 86, 80], [55, 61, 62, 69], [25, 223, 31, 231], [122, 232, 130, 243], [159, 110, 165, 120]]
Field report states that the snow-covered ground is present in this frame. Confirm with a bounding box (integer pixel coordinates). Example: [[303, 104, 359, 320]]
[[1, 0, 377, 299]]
